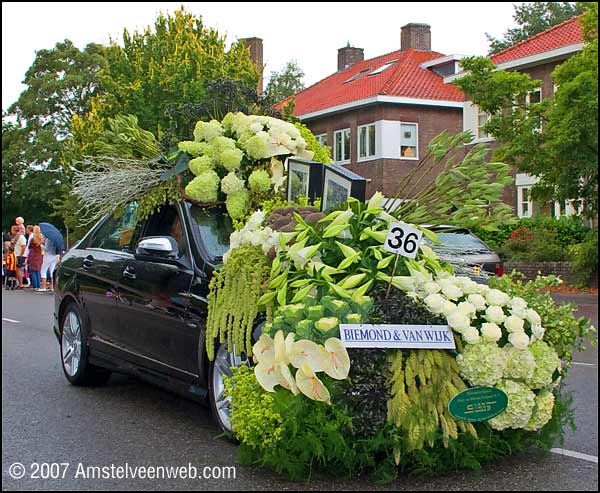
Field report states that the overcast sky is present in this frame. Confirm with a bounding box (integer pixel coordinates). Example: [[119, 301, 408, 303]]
[[2, 2, 523, 112]]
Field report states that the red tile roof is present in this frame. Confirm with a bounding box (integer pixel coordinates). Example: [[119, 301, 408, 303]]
[[276, 48, 465, 117], [491, 16, 584, 65]]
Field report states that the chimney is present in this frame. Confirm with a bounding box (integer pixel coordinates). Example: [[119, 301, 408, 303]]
[[242, 37, 264, 94], [401, 23, 431, 52], [337, 44, 364, 71]]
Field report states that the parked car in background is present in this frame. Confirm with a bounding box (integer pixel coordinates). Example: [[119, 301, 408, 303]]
[[425, 225, 503, 279]]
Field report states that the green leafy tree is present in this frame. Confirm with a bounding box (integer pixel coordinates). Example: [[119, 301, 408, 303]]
[[3, 40, 107, 231], [486, 2, 585, 54], [264, 60, 305, 104], [95, 6, 259, 147], [455, 4, 597, 218]]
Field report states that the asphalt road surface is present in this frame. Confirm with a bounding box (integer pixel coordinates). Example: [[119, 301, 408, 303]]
[[2, 289, 598, 491]]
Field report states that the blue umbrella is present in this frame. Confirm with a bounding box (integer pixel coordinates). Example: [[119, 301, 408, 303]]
[[39, 222, 65, 253]]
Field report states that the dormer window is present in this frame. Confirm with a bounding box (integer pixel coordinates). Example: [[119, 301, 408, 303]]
[[368, 60, 398, 76], [344, 68, 371, 83]]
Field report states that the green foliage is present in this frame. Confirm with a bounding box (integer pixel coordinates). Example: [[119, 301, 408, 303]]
[[455, 5, 598, 217], [489, 271, 597, 363], [295, 122, 333, 164], [96, 114, 162, 159], [569, 228, 599, 286], [224, 366, 284, 449], [206, 245, 270, 360], [486, 2, 585, 55], [137, 179, 183, 222], [264, 60, 305, 104]]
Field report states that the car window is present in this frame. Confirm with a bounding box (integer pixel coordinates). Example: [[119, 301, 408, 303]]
[[188, 205, 233, 261], [142, 204, 188, 256], [427, 230, 491, 253], [89, 203, 141, 253]]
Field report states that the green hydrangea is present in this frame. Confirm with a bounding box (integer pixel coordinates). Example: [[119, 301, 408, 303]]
[[189, 156, 214, 176], [488, 379, 536, 430], [244, 134, 270, 160], [248, 169, 272, 193], [178, 141, 210, 157], [456, 342, 508, 387], [213, 136, 237, 152], [221, 172, 245, 195], [504, 344, 537, 382], [524, 389, 555, 431], [220, 148, 244, 171], [527, 340, 562, 389], [193, 119, 223, 142], [226, 188, 251, 220], [184, 170, 220, 202]]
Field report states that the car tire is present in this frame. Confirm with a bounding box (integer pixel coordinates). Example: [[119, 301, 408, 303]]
[[208, 342, 249, 434], [60, 302, 111, 386]]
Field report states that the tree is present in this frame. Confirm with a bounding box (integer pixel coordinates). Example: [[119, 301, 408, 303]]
[[264, 60, 305, 104], [3, 40, 107, 230], [455, 3, 598, 217], [486, 2, 585, 54], [93, 6, 260, 148]]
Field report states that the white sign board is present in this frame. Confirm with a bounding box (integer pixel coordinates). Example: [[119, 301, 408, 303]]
[[383, 222, 423, 259], [340, 324, 456, 349]]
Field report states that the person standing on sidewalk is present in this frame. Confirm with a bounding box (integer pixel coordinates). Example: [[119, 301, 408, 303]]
[[27, 226, 44, 290], [11, 225, 27, 289], [39, 235, 58, 292]]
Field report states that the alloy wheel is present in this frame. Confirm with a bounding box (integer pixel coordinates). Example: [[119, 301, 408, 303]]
[[62, 311, 82, 377]]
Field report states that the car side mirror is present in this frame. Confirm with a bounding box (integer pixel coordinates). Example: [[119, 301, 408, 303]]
[[135, 236, 179, 260]]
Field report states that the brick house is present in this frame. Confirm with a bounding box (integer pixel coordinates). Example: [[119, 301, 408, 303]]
[[276, 24, 465, 198], [447, 17, 585, 218]]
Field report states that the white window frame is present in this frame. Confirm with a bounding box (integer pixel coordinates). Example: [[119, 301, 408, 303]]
[[477, 110, 490, 140], [315, 133, 328, 146], [357, 123, 376, 161], [333, 128, 351, 164], [399, 122, 419, 160], [517, 186, 533, 218]]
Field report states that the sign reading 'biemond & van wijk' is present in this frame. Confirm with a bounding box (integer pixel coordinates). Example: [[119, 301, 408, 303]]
[[339, 324, 456, 349]]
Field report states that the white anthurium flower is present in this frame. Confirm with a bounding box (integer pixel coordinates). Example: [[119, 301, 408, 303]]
[[273, 330, 289, 366], [463, 327, 481, 345], [525, 308, 542, 326], [467, 293, 487, 311], [457, 301, 477, 318], [275, 363, 298, 395], [441, 300, 458, 317], [508, 331, 530, 350], [485, 305, 507, 324], [289, 340, 330, 373], [531, 323, 545, 341], [252, 333, 275, 365], [446, 309, 471, 333], [254, 361, 280, 392], [481, 322, 502, 342], [270, 157, 286, 192], [486, 289, 510, 307], [424, 293, 447, 314], [323, 338, 350, 380], [296, 364, 331, 404], [423, 282, 442, 295], [505, 315, 525, 333]]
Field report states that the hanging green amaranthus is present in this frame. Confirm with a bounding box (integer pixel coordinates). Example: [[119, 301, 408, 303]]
[[206, 244, 270, 360]]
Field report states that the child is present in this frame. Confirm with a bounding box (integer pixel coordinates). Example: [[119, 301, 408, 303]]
[[5, 245, 17, 290]]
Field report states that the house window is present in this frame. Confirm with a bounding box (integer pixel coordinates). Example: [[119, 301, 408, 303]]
[[518, 186, 533, 218], [477, 111, 490, 139], [358, 124, 376, 159], [316, 133, 328, 146], [527, 88, 542, 105], [400, 123, 418, 159], [334, 128, 351, 163]]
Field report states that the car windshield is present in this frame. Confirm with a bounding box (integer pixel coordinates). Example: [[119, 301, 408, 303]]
[[426, 230, 491, 255], [188, 205, 233, 261]]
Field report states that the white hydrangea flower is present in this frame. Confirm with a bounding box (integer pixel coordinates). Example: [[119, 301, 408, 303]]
[[457, 301, 477, 318], [441, 281, 463, 301], [486, 288, 510, 306], [467, 293, 487, 311], [510, 296, 528, 311], [246, 210, 266, 231], [424, 293, 447, 314], [505, 315, 525, 333], [463, 327, 480, 345], [447, 309, 471, 332], [481, 322, 502, 342], [485, 305, 507, 324], [508, 331, 530, 350], [441, 300, 458, 317]]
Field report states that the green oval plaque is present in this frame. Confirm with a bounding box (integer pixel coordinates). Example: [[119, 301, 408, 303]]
[[448, 386, 508, 422]]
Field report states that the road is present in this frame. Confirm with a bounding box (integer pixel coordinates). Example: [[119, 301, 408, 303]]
[[2, 289, 598, 490]]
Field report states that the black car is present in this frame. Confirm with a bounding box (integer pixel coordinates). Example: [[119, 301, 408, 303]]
[[53, 200, 251, 432]]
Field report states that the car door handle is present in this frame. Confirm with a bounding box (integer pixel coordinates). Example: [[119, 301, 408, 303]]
[[122, 266, 136, 280], [82, 257, 94, 270]]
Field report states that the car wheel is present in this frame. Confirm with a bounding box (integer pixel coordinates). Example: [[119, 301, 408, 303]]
[[60, 303, 111, 386], [208, 342, 249, 434]]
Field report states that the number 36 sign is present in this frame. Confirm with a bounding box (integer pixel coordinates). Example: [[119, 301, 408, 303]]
[[384, 222, 423, 259]]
